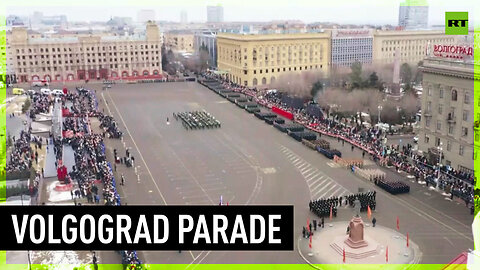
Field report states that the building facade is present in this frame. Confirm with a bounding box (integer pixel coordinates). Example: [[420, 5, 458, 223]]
[[194, 31, 217, 67], [217, 32, 330, 87], [331, 29, 373, 67], [164, 31, 195, 53], [398, 0, 429, 29], [372, 30, 456, 65], [207, 5, 224, 23], [8, 22, 162, 83], [418, 57, 477, 173]]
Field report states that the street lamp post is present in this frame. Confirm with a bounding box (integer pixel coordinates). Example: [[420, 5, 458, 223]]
[[378, 105, 383, 124], [436, 142, 443, 187]]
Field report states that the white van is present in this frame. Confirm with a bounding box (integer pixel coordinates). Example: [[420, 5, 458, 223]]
[[40, 88, 51, 95], [32, 80, 49, 87], [52, 89, 64, 96]]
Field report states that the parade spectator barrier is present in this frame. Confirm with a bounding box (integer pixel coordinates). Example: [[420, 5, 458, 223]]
[[352, 166, 385, 181], [272, 106, 294, 120], [333, 156, 364, 168], [375, 179, 410, 194], [317, 147, 342, 159]]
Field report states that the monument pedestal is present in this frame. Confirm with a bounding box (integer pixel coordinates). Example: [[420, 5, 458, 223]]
[[330, 235, 380, 259]]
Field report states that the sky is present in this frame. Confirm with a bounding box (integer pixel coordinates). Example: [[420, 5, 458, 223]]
[[3, 0, 478, 25]]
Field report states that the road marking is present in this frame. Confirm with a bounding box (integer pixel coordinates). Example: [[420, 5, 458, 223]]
[[103, 92, 167, 205], [300, 168, 313, 175], [104, 91, 194, 260], [306, 173, 322, 182], [311, 181, 331, 194], [304, 170, 318, 179], [298, 163, 309, 170], [308, 176, 325, 188], [330, 187, 344, 198], [317, 184, 338, 199]]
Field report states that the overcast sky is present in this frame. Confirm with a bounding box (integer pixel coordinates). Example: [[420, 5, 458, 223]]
[[5, 0, 477, 25]]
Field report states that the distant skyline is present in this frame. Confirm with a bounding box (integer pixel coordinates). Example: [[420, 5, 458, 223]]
[[4, 0, 476, 25]]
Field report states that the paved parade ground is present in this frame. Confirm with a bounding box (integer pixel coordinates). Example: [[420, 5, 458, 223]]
[[87, 81, 473, 265]]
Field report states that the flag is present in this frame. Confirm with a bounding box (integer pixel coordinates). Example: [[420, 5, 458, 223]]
[[407, 232, 409, 247], [396, 216, 400, 230], [307, 218, 310, 232], [343, 247, 346, 263], [219, 195, 223, 205], [386, 246, 389, 263], [329, 205, 333, 220], [226, 202, 229, 206], [309, 233, 312, 249], [367, 205, 372, 220]]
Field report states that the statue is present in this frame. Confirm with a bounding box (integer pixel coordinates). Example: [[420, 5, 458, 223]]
[[345, 199, 368, 248]]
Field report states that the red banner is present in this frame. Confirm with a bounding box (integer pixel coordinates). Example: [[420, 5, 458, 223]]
[[271, 106, 294, 120]]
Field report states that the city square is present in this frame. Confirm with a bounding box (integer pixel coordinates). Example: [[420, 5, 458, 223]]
[[1, 0, 478, 269]]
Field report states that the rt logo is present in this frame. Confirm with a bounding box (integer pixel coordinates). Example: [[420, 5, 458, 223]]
[[445, 12, 468, 35]]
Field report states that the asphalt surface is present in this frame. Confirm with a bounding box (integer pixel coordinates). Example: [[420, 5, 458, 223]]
[[82, 81, 472, 265]]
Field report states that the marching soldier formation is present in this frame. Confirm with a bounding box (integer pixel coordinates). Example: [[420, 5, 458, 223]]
[[309, 196, 338, 218], [309, 191, 377, 219], [173, 111, 221, 130], [345, 191, 376, 212], [374, 178, 410, 195]]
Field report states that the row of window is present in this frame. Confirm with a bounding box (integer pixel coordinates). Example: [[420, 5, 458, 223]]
[[382, 38, 454, 46], [16, 56, 160, 66], [16, 44, 160, 54], [425, 136, 477, 159], [249, 65, 323, 75], [17, 62, 159, 73], [426, 87, 470, 104], [425, 117, 471, 137]]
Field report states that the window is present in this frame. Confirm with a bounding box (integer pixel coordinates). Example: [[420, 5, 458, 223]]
[[439, 88, 444, 98], [459, 145, 464, 156], [438, 104, 443, 115], [448, 125, 454, 135], [447, 140, 452, 151], [424, 135, 430, 144], [464, 91, 470, 104], [425, 118, 431, 127], [451, 89, 457, 101], [463, 110, 469, 121], [461, 127, 468, 137], [435, 137, 441, 146], [436, 121, 442, 131]]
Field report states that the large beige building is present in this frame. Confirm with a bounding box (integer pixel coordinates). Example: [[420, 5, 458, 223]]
[[164, 31, 195, 53], [8, 22, 163, 83], [418, 57, 477, 174], [372, 30, 456, 65], [217, 32, 330, 87]]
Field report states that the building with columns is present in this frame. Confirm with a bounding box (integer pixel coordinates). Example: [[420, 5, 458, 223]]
[[418, 56, 477, 174], [8, 22, 162, 83], [217, 32, 330, 87]]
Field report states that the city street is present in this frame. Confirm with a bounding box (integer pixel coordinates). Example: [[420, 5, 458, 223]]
[[90, 81, 473, 265]]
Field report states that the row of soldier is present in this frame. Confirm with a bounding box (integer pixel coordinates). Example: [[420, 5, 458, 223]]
[[309, 197, 338, 218]]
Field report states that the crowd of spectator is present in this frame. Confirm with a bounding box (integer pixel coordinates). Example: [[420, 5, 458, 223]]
[[200, 72, 474, 205]]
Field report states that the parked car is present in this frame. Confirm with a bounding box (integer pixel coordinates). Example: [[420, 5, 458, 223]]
[[12, 88, 25, 95], [32, 80, 49, 87], [40, 88, 51, 95], [52, 89, 64, 96]]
